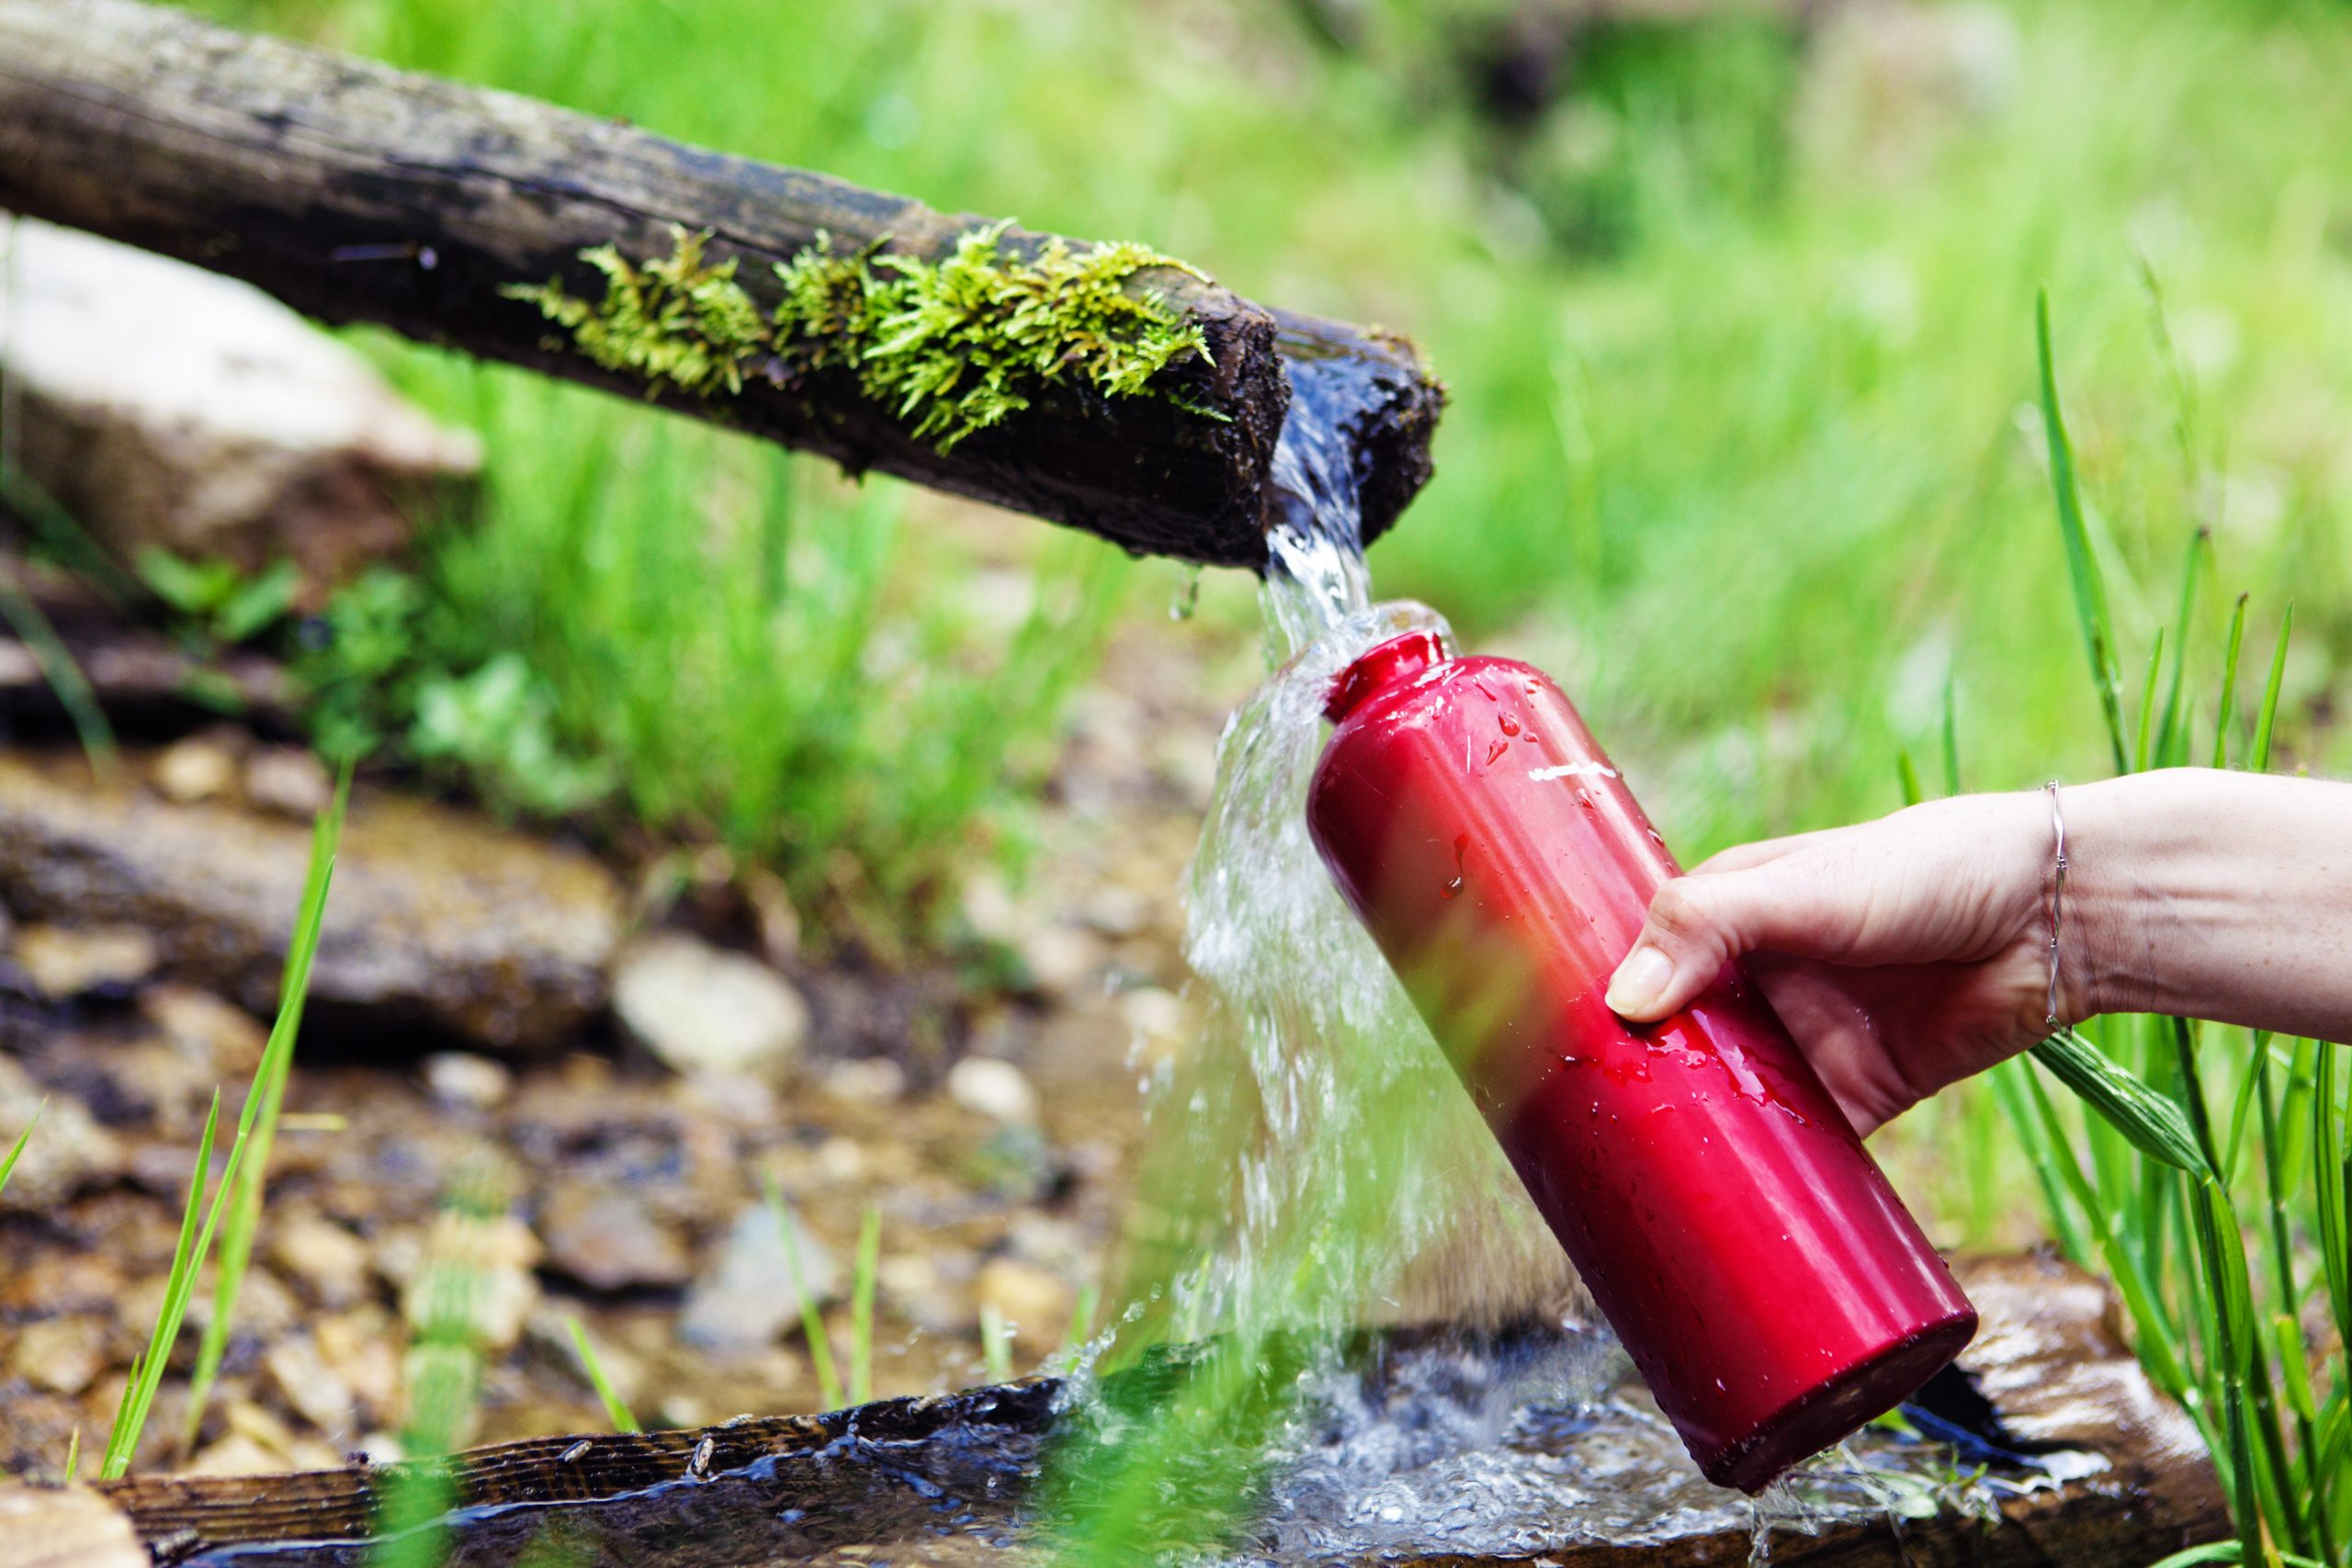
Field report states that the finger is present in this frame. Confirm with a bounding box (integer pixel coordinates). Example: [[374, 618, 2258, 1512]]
[[1686, 825, 1853, 877], [1602, 857, 1867, 1022]]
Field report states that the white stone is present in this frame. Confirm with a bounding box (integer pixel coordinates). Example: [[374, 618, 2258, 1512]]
[[946, 1056, 1041, 1126], [612, 932, 809, 1077]]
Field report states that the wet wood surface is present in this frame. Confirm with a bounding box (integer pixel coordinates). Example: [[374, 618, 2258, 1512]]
[[0, 1254, 2228, 1567], [0, 0, 1442, 570]]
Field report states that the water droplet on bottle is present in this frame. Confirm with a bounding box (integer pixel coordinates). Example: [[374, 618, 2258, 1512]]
[[1441, 833, 1469, 899], [1498, 714, 1520, 736]]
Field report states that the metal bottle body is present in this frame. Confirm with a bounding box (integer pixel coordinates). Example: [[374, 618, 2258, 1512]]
[[1306, 633, 1977, 1492]]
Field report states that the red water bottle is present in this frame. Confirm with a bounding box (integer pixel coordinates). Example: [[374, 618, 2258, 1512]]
[[1307, 630, 1976, 1492]]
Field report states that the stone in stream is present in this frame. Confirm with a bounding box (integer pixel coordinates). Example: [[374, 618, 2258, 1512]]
[[0, 220, 481, 601], [0, 750, 622, 1051], [611, 932, 809, 1078], [7, 921, 159, 998], [678, 1201, 842, 1355], [538, 1186, 694, 1295], [0, 1056, 121, 1213]]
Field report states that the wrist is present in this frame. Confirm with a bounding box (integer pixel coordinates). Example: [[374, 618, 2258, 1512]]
[[2048, 771, 2207, 1022]]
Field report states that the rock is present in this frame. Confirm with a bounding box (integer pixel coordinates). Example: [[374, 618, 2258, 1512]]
[[678, 1201, 841, 1354], [538, 1187, 692, 1294], [269, 1213, 373, 1309], [822, 1056, 906, 1105], [185, 1433, 288, 1478], [6, 1314, 110, 1397], [1017, 924, 1102, 996], [138, 985, 267, 1076], [10, 923, 159, 999], [0, 750, 622, 1051], [314, 1312, 403, 1423], [974, 1258, 1074, 1354], [152, 735, 241, 805], [947, 1057, 1041, 1126], [397, 1212, 541, 1351], [242, 748, 333, 819], [264, 1334, 358, 1437], [0, 1059, 121, 1213], [423, 1052, 513, 1111], [0, 1483, 149, 1568], [0, 220, 480, 602], [612, 933, 808, 1078]]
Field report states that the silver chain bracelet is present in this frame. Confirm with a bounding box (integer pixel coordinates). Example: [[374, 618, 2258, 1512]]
[[2043, 780, 2069, 1029]]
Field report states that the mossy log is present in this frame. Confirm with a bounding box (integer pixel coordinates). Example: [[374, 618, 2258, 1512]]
[[0, 1257, 2229, 1568], [0, 0, 1442, 569]]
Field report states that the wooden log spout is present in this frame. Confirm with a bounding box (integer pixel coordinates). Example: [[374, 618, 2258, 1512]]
[[0, 0, 1444, 569]]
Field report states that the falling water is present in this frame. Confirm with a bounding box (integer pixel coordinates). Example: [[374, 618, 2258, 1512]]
[[1073, 378, 2048, 1562]]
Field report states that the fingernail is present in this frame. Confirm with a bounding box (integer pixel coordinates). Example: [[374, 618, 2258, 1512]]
[[1605, 945, 1673, 1018]]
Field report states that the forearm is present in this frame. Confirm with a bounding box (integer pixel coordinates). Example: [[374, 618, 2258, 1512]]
[[2065, 768, 2352, 1042]]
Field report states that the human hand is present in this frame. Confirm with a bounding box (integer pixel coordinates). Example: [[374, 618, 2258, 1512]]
[[1602, 792, 2062, 1137]]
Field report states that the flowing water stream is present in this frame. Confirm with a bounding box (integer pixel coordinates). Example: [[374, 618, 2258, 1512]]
[[178, 378, 2066, 1568]]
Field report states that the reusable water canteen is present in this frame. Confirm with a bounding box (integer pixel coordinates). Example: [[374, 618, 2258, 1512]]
[[1306, 628, 1977, 1492]]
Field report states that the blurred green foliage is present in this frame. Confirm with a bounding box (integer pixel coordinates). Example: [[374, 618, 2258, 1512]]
[[166, 0, 2352, 953]]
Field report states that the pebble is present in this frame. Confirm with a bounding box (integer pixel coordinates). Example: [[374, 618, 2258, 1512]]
[[139, 984, 267, 1075], [265, 1334, 358, 1436], [423, 1052, 513, 1111], [822, 1055, 907, 1105], [152, 735, 240, 805], [974, 1258, 1075, 1354], [397, 1212, 541, 1350], [7, 1314, 110, 1396], [1018, 923, 1102, 996], [12, 922, 159, 998], [538, 1186, 693, 1294], [947, 1057, 1041, 1126], [0, 1058, 122, 1212], [612, 932, 809, 1078], [678, 1201, 840, 1354], [269, 1213, 374, 1308], [243, 747, 334, 818]]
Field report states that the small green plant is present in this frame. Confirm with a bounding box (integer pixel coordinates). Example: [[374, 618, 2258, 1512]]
[[565, 1315, 641, 1433], [182, 768, 349, 1450], [507, 220, 1216, 450], [106, 769, 346, 1478], [765, 1172, 845, 1411], [137, 547, 300, 648], [848, 1204, 881, 1405], [978, 1303, 1015, 1384], [409, 654, 616, 818]]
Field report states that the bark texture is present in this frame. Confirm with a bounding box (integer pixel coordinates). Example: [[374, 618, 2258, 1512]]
[[0, 0, 1442, 568], [48, 1256, 2228, 1567]]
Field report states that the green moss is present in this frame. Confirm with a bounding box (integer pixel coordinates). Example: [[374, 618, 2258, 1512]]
[[506, 220, 1217, 450]]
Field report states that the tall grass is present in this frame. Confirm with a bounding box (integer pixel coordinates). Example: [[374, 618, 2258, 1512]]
[[1961, 299, 2347, 1565], [99, 772, 346, 1479]]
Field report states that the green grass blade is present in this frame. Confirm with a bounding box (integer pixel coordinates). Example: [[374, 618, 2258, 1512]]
[[849, 1204, 880, 1405], [0, 568, 117, 770], [2035, 288, 2130, 774], [0, 1100, 42, 1198], [2211, 594, 2246, 770], [1894, 748, 1923, 808], [763, 1172, 844, 1410], [183, 764, 348, 1448], [2251, 606, 2291, 773], [2154, 526, 2209, 771], [978, 1302, 1015, 1383], [1938, 671, 1961, 798], [103, 1090, 253, 1478], [2133, 630, 2165, 775], [2316, 1043, 2351, 1357], [2031, 1029, 2211, 1176], [566, 1315, 641, 1432]]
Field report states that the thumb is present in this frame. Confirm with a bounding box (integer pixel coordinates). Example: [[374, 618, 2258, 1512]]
[[1603, 858, 1858, 1022]]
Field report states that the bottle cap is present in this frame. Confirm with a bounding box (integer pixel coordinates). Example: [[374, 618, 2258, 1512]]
[[1324, 629, 1449, 723]]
